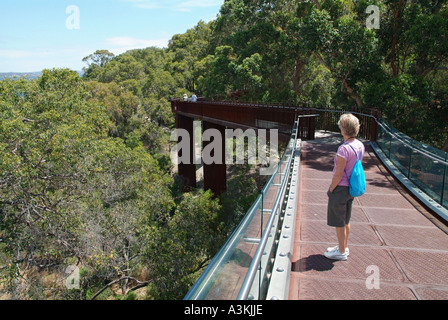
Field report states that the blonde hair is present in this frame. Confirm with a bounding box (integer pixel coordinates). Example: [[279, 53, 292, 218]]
[[338, 113, 360, 138]]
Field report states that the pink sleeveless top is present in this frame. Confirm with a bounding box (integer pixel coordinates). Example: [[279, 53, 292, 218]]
[[333, 139, 365, 187]]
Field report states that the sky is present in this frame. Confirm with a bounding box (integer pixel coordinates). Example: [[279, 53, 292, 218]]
[[0, 0, 224, 72]]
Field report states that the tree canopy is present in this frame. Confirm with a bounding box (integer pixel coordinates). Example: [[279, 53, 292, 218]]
[[195, 0, 448, 150]]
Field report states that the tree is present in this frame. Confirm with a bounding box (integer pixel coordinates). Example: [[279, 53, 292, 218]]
[[168, 20, 213, 93], [373, 0, 448, 145], [199, 0, 447, 149], [297, 0, 384, 107], [0, 69, 173, 299], [207, 0, 303, 102], [143, 190, 223, 300], [82, 50, 115, 79]]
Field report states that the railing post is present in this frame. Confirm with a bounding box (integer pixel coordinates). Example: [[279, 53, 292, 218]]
[[387, 127, 392, 158], [407, 146, 413, 179], [308, 114, 316, 140], [202, 120, 227, 196], [176, 114, 197, 191], [441, 153, 447, 206]]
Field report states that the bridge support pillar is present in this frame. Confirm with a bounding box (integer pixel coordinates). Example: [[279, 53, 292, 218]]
[[176, 114, 197, 191], [202, 121, 227, 196]]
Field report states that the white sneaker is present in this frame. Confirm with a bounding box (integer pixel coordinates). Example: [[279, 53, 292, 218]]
[[324, 249, 348, 261], [327, 245, 349, 256]]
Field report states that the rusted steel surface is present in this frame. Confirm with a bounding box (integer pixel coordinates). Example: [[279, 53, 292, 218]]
[[176, 114, 196, 190], [171, 100, 379, 141], [202, 120, 227, 196], [171, 100, 297, 135]]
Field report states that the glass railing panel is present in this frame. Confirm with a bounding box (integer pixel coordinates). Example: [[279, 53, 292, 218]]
[[412, 140, 446, 160], [184, 196, 264, 300], [380, 119, 447, 161], [248, 137, 292, 300], [377, 125, 391, 156], [238, 120, 299, 300], [409, 149, 445, 202], [389, 137, 412, 176], [377, 119, 448, 210]]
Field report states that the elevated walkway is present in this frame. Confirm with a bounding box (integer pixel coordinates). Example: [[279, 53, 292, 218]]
[[289, 132, 448, 300]]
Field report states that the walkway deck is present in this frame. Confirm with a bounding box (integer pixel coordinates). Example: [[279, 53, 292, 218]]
[[289, 133, 448, 300]]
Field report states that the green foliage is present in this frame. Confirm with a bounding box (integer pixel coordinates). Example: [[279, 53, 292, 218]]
[[168, 20, 214, 92], [0, 68, 218, 300], [1, 0, 447, 300], [197, 0, 448, 148], [82, 50, 115, 79], [143, 190, 223, 300], [84, 48, 176, 155]]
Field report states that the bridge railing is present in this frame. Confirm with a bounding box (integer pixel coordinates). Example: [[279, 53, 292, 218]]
[[293, 105, 379, 141], [376, 119, 448, 211], [184, 117, 300, 300]]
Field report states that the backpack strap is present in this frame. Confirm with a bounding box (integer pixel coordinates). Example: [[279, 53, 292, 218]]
[[347, 144, 362, 161], [343, 142, 363, 180]]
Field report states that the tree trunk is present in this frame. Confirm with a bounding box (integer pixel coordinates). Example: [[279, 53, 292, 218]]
[[312, 52, 363, 107], [443, 134, 448, 152], [341, 78, 363, 107], [293, 59, 306, 96], [391, 0, 404, 78]]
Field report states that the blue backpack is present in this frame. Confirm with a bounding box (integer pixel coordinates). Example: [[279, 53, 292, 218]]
[[345, 144, 366, 197]]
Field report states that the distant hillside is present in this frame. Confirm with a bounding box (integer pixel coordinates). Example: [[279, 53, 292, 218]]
[[0, 71, 83, 80], [0, 72, 42, 80]]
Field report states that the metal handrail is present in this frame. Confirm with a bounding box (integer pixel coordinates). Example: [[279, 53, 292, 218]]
[[237, 118, 300, 300], [310, 107, 448, 166]]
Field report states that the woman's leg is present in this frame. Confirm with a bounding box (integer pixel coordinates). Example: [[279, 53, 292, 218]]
[[344, 194, 353, 252], [327, 187, 351, 258], [336, 227, 346, 253], [345, 224, 350, 249]]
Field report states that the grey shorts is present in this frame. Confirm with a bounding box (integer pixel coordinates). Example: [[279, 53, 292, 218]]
[[327, 186, 354, 228]]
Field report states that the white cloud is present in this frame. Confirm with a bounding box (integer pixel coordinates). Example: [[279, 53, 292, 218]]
[[0, 47, 101, 72]]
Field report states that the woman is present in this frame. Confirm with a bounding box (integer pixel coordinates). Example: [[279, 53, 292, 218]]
[[324, 113, 365, 261]]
